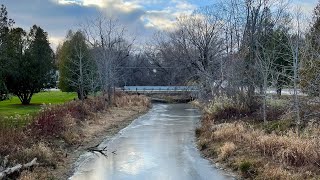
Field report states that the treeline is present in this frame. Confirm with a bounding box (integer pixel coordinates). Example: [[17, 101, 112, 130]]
[[56, 18, 133, 104], [141, 0, 320, 125], [0, 3, 175, 106], [0, 5, 55, 104], [2, 0, 320, 111]]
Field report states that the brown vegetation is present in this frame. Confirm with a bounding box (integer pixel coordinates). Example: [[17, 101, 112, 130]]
[[196, 96, 320, 179], [0, 94, 150, 179]]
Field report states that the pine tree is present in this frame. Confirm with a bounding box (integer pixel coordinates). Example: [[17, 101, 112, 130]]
[[5, 25, 55, 104]]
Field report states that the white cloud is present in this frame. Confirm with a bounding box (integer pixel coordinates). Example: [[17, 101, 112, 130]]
[[56, 0, 82, 5], [142, 10, 176, 30], [141, 0, 197, 31], [57, 0, 143, 13], [55, 0, 197, 31], [49, 36, 64, 51]]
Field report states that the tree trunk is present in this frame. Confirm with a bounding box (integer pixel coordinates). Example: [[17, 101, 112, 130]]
[[77, 90, 84, 100], [247, 85, 255, 110], [19, 93, 32, 105], [276, 86, 282, 97], [107, 84, 112, 106], [22, 99, 30, 105]]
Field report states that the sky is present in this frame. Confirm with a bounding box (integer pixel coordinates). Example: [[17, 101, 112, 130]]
[[1, 0, 318, 50]]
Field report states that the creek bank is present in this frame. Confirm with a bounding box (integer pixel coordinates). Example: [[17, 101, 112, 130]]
[[0, 94, 150, 180], [53, 106, 150, 179], [194, 97, 320, 180]]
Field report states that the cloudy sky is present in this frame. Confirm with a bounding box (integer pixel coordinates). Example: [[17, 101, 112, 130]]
[[2, 0, 318, 50]]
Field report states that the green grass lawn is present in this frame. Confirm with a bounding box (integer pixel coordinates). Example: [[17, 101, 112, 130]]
[[0, 91, 77, 116]]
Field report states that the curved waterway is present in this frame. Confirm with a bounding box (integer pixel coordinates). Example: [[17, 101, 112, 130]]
[[70, 104, 233, 180]]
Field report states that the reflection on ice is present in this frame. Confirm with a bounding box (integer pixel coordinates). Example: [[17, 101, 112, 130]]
[[70, 104, 232, 180]]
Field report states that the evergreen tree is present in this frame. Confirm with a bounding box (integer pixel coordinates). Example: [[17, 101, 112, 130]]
[[0, 4, 14, 100], [300, 2, 320, 96], [5, 25, 55, 104], [57, 30, 97, 100]]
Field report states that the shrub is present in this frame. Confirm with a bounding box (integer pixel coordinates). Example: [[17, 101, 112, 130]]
[[30, 96, 110, 138], [239, 160, 254, 177], [239, 161, 252, 172], [195, 127, 202, 137], [31, 105, 66, 137], [198, 139, 209, 150], [0, 128, 26, 156]]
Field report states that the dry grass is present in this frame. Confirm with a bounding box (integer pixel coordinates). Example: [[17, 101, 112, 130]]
[[218, 142, 237, 160], [0, 93, 151, 179], [204, 95, 252, 120], [19, 167, 54, 180], [213, 122, 320, 167], [257, 165, 299, 180], [190, 100, 203, 108], [198, 120, 320, 179], [197, 94, 320, 179], [114, 93, 150, 107]]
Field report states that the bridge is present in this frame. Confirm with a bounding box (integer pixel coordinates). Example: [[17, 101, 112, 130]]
[[123, 86, 198, 93], [122, 86, 198, 103]]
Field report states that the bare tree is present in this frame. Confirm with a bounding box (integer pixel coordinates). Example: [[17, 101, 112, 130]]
[[66, 37, 91, 100], [255, 30, 286, 123], [150, 12, 225, 99], [82, 15, 133, 104], [288, 7, 303, 129]]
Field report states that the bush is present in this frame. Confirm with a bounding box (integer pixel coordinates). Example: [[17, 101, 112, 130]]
[[0, 128, 26, 156], [195, 127, 202, 137], [31, 105, 66, 137], [239, 161, 253, 176], [30, 96, 110, 138], [198, 139, 209, 150]]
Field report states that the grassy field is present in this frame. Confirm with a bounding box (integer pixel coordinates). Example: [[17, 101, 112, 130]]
[[0, 91, 77, 116]]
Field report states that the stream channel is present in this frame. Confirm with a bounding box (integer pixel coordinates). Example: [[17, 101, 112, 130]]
[[70, 103, 233, 180]]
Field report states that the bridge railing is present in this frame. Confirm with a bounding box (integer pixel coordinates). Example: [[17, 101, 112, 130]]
[[122, 86, 198, 93]]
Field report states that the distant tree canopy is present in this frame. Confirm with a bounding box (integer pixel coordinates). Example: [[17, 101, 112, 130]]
[[300, 2, 320, 96], [0, 5, 55, 104], [0, 4, 14, 100]]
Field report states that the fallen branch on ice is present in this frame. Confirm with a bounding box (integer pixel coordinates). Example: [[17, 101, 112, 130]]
[[86, 145, 117, 157]]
